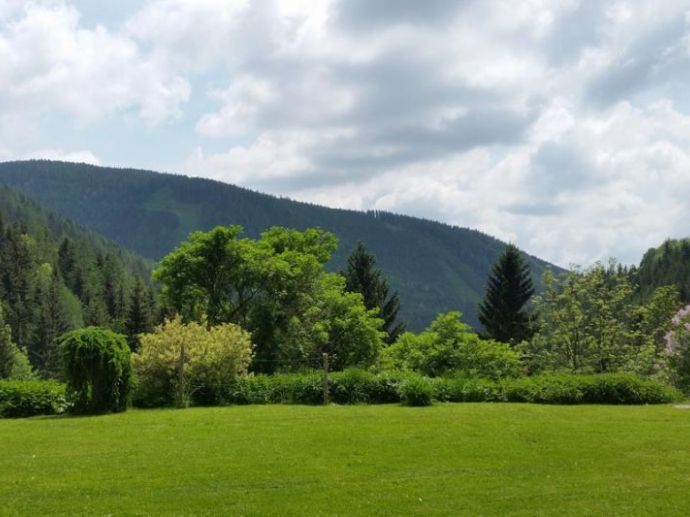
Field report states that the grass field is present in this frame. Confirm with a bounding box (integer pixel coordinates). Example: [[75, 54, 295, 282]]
[[1, 404, 690, 516]]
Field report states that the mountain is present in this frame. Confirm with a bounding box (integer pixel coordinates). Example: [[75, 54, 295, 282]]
[[0, 160, 559, 330], [0, 184, 152, 280]]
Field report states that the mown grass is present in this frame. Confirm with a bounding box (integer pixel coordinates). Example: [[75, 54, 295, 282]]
[[1, 404, 689, 515]]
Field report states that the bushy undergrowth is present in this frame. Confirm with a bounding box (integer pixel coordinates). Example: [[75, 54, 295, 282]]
[[0, 380, 66, 418], [435, 373, 681, 405], [398, 375, 435, 406], [135, 369, 680, 408]]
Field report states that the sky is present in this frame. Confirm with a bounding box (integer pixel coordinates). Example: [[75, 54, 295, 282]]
[[1, 0, 690, 268]]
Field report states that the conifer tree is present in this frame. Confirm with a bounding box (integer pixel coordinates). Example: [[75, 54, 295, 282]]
[[125, 278, 153, 351], [343, 241, 406, 344], [478, 244, 535, 344], [32, 267, 70, 376]]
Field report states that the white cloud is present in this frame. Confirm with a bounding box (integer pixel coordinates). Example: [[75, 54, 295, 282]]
[[23, 148, 101, 165], [4, 0, 690, 267], [0, 2, 189, 123]]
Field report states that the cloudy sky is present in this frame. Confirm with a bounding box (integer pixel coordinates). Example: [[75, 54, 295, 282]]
[[2, 0, 690, 267]]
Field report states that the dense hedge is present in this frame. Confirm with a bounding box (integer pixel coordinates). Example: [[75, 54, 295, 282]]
[[134, 370, 680, 408], [0, 380, 67, 418], [435, 374, 682, 405]]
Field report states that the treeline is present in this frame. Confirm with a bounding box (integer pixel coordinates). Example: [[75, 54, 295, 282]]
[[636, 238, 690, 301], [477, 247, 690, 391], [4, 219, 690, 417]]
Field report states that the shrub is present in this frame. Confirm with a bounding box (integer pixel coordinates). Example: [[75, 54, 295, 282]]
[[133, 316, 253, 408], [222, 372, 323, 405], [398, 374, 434, 406], [61, 327, 132, 414], [383, 312, 522, 379], [581, 373, 681, 404], [433, 377, 504, 403], [330, 368, 398, 404], [0, 380, 66, 418], [500, 374, 681, 405]]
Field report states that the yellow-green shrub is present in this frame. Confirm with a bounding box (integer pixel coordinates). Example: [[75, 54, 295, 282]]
[[133, 316, 253, 407]]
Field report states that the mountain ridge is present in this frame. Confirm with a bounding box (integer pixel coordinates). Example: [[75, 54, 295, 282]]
[[0, 159, 560, 330]]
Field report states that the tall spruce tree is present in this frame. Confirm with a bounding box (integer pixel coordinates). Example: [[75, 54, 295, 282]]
[[125, 278, 153, 351], [478, 244, 535, 344], [343, 242, 406, 344]]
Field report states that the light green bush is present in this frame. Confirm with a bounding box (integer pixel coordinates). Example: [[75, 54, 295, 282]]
[[0, 380, 66, 418], [133, 316, 253, 407]]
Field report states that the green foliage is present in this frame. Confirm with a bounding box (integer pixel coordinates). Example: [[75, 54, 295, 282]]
[[398, 374, 435, 406], [343, 241, 406, 343], [664, 306, 690, 393], [626, 285, 680, 378], [500, 373, 680, 404], [154, 226, 383, 373], [636, 238, 690, 301], [0, 187, 155, 378], [0, 160, 556, 330], [527, 264, 682, 378], [229, 373, 323, 405], [0, 304, 34, 380], [478, 244, 535, 343], [0, 379, 66, 417], [124, 277, 153, 351], [293, 274, 385, 371], [527, 263, 633, 373], [430, 374, 679, 405], [133, 316, 253, 408], [383, 312, 522, 379], [222, 369, 402, 406], [329, 369, 400, 404], [60, 328, 132, 414]]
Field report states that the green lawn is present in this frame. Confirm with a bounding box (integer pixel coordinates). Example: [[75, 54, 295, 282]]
[[1, 404, 689, 516]]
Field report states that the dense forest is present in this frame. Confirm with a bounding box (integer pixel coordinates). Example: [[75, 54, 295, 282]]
[[0, 186, 154, 376], [636, 239, 690, 302], [0, 160, 557, 330]]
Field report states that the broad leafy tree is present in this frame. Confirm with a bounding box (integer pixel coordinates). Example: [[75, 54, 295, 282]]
[[0, 303, 33, 379], [523, 261, 678, 374], [478, 244, 535, 344], [154, 225, 384, 372]]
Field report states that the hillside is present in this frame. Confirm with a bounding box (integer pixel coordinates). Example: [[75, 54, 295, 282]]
[[0, 185, 152, 280], [637, 238, 690, 302], [0, 184, 154, 375], [0, 160, 558, 330]]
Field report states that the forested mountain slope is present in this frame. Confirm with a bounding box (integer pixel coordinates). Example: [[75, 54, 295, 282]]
[[0, 160, 558, 330], [637, 239, 690, 302], [0, 185, 154, 375]]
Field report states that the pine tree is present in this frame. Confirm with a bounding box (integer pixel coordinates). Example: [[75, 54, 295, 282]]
[[343, 242, 406, 344], [1, 224, 35, 349], [31, 267, 70, 377], [478, 244, 535, 344], [125, 278, 152, 351]]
